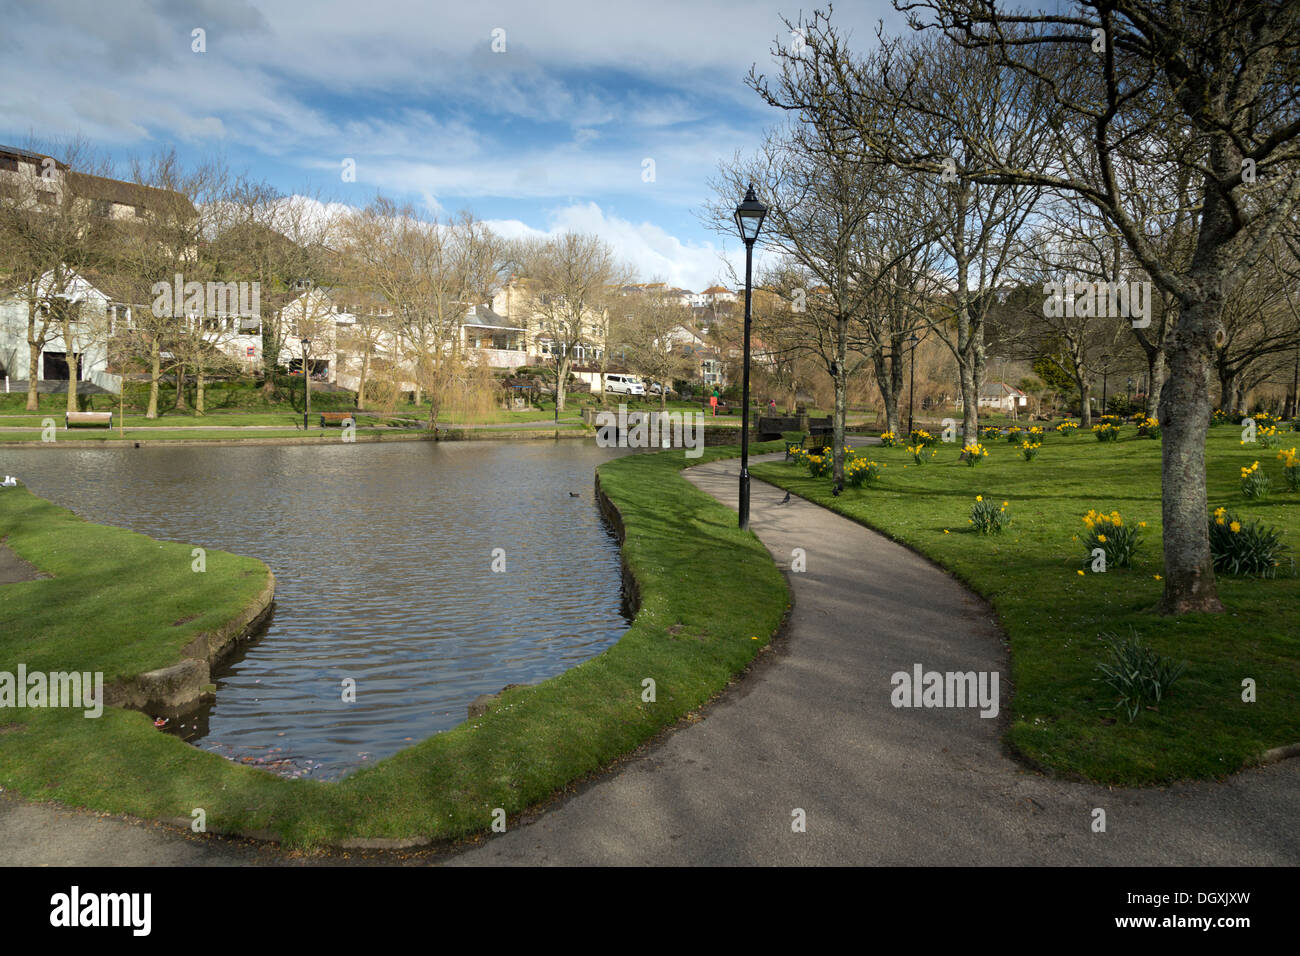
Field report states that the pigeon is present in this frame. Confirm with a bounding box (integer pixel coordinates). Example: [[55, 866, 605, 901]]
[[569, 492, 580, 497], [832, 481, 844, 497], [779, 491, 791, 504]]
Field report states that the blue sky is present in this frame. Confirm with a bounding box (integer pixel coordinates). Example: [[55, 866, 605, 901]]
[[0, 0, 901, 290]]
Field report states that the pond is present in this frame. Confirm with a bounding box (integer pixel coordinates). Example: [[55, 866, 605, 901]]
[[3, 440, 633, 779]]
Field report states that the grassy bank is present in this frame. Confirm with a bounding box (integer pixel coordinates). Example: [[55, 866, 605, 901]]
[[752, 427, 1300, 785], [0, 442, 788, 846]]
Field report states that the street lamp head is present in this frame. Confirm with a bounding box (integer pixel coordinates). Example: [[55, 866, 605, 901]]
[[908, 333, 920, 347], [733, 183, 767, 245]]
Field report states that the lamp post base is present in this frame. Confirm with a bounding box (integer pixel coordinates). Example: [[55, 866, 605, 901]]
[[739, 468, 750, 530]]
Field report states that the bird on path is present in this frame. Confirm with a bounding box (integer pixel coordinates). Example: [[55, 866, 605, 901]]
[[779, 491, 791, 504], [569, 492, 580, 497]]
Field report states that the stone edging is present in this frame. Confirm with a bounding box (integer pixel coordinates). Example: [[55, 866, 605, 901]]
[[103, 571, 276, 714]]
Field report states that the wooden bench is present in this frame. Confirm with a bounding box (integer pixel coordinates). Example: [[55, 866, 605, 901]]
[[319, 411, 356, 427], [786, 433, 832, 458], [701, 403, 736, 416], [65, 411, 112, 430]]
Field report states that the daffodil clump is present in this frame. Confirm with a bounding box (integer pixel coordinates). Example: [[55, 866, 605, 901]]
[[1026, 426, 1045, 441], [879, 431, 897, 447], [980, 425, 1002, 440], [1003, 425, 1024, 444], [1019, 439, 1042, 461], [906, 443, 936, 464], [969, 495, 1011, 534], [961, 441, 989, 466], [844, 457, 885, 488], [1137, 417, 1161, 439], [1211, 408, 1231, 426], [1278, 447, 1300, 492], [1092, 422, 1120, 442], [1240, 460, 1270, 499], [1209, 506, 1290, 577], [1055, 420, 1080, 436], [1082, 508, 1143, 568], [1251, 424, 1282, 449], [805, 452, 832, 478], [909, 428, 937, 447]]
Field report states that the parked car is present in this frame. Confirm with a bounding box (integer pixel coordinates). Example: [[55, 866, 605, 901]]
[[604, 374, 645, 396]]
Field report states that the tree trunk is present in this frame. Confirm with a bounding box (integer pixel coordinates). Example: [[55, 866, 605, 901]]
[[1077, 378, 1092, 427], [63, 324, 78, 414], [1158, 299, 1223, 615], [1145, 349, 1166, 419], [174, 363, 188, 410], [555, 357, 570, 412], [25, 332, 40, 412], [146, 339, 160, 420], [196, 367, 205, 416], [958, 360, 977, 447], [872, 349, 902, 437]]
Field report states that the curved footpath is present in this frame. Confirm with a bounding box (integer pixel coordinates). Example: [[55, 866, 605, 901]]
[[2, 453, 1297, 865]]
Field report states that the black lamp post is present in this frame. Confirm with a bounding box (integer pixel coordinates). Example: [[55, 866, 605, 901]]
[[906, 333, 920, 434], [733, 183, 767, 530], [301, 337, 311, 430], [1126, 376, 1133, 412]]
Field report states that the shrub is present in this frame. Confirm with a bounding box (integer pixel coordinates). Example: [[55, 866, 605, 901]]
[[1240, 460, 1270, 499], [1279, 447, 1300, 492], [1210, 507, 1290, 577], [1092, 423, 1120, 442], [1082, 509, 1143, 568], [969, 495, 1010, 534], [879, 431, 897, 447], [961, 441, 989, 466], [844, 457, 885, 488], [1094, 629, 1187, 722]]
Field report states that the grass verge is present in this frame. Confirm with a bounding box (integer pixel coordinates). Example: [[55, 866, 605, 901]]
[[752, 427, 1300, 785], [0, 442, 788, 846]]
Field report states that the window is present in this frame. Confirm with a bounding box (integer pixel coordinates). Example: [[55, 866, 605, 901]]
[[37, 190, 56, 206], [0, 156, 18, 172], [0, 183, 17, 200], [92, 199, 112, 218]]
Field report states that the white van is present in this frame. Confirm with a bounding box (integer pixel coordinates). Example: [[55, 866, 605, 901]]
[[604, 374, 645, 396]]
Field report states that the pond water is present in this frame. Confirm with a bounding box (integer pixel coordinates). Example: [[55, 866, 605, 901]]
[[3, 440, 632, 779]]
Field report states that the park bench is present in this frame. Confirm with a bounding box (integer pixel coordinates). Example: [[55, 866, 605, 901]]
[[319, 411, 356, 427], [701, 402, 736, 416], [786, 433, 831, 459], [65, 411, 112, 430]]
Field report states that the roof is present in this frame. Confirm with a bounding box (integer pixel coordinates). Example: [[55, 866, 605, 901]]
[[66, 171, 193, 213], [980, 381, 1026, 398], [0, 144, 68, 169], [701, 285, 732, 295]]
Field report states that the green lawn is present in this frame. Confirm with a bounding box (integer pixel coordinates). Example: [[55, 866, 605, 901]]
[[0, 441, 788, 847], [752, 425, 1300, 784]]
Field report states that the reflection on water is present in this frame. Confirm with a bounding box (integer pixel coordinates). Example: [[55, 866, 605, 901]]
[[4, 440, 632, 779]]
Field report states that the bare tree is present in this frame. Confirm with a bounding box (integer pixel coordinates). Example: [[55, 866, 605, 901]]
[[766, 2, 1300, 615]]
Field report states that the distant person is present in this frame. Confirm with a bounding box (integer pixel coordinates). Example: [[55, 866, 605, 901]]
[[768, 399, 777, 415], [709, 393, 718, 417]]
